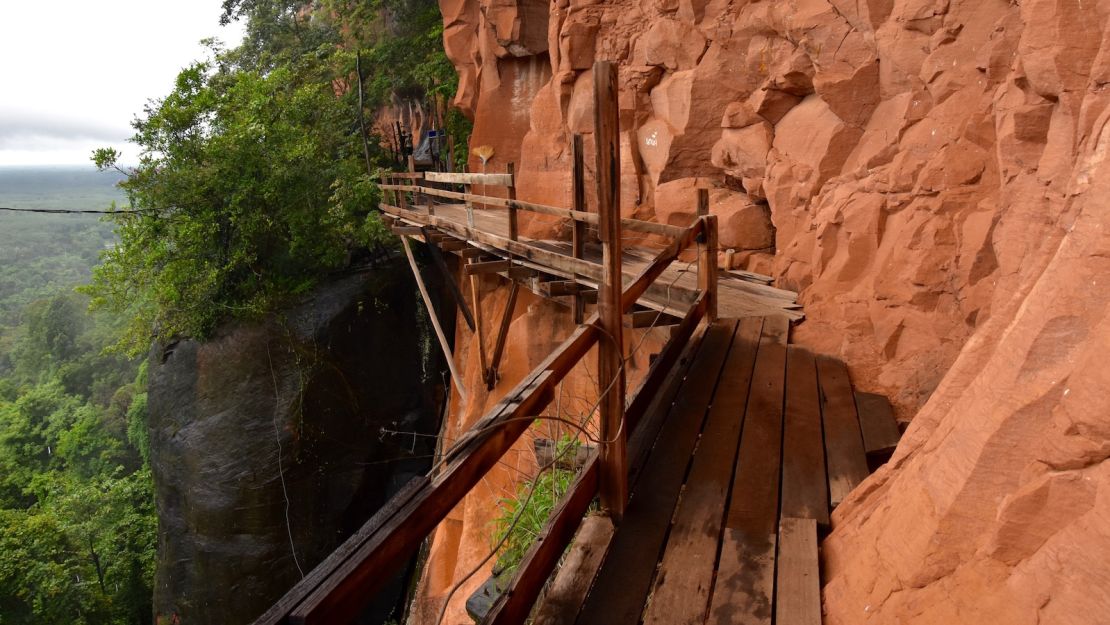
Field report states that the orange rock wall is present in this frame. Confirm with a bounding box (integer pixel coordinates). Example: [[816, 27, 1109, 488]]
[[420, 0, 1110, 621]]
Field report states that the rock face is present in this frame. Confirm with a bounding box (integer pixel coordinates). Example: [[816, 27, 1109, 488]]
[[427, 0, 1110, 621], [149, 267, 443, 625]]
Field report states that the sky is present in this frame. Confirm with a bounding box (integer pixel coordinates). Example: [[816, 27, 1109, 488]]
[[0, 1, 245, 167]]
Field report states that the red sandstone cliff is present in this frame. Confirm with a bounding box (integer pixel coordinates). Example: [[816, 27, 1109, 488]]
[[418, 0, 1110, 622]]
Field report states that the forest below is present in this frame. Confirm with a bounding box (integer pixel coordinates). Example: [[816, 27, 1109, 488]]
[[0, 169, 155, 624]]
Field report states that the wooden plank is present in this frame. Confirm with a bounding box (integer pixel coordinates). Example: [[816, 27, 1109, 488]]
[[469, 258, 490, 381], [761, 314, 791, 345], [507, 162, 518, 241], [780, 346, 830, 528], [290, 371, 559, 625], [438, 239, 468, 252], [425, 171, 514, 186], [696, 186, 709, 217], [250, 477, 428, 625], [539, 280, 582, 297], [391, 225, 423, 236], [624, 293, 706, 435], [571, 134, 588, 325], [531, 515, 615, 625], [384, 171, 425, 180], [855, 391, 900, 461], [624, 309, 678, 328], [381, 203, 703, 316], [503, 266, 536, 280], [774, 517, 821, 625], [698, 215, 718, 321], [594, 60, 627, 520], [486, 281, 520, 389], [458, 247, 489, 259], [641, 318, 762, 625], [707, 321, 788, 625], [465, 259, 512, 275], [381, 183, 687, 238], [483, 454, 600, 625], [577, 320, 739, 625], [817, 356, 870, 508], [422, 228, 476, 332]]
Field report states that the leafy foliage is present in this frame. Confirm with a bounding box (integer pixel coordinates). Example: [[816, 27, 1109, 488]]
[[492, 436, 587, 577]]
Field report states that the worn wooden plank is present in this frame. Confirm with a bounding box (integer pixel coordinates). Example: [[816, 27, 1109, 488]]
[[624, 293, 706, 435], [593, 59, 627, 520], [486, 281, 520, 389], [761, 314, 791, 345], [465, 259, 512, 275], [855, 391, 900, 462], [571, 134, 588, 324], [425, 171, 514, 186], [817, 356, 870, 508], [539, 280, 582, 297], [641, 317, 762, 625], [781, 346, 830, 528], [438, 239, 468, 252], [774, 517, 821, 625], [250, 477, 428, 625], [507, 161, 518, 241], [469, 258, 490, 381], [707, 321, 788, 625], [577, 320, 739, 625], [532, 515, 615, 625], [391, 225, 423, 236], [699, 215, 718, 321], [483, 454, 600, 625]]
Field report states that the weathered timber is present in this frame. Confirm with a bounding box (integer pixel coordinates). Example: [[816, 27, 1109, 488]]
[[507, 162, 518, 241], [708, 320, 788, 625], [486, 281, 519, 389], [531, 515, 615, 625], [854, 391, 900, 463], [571, 134, 588, 324], [577, 320, 738, 625], [425, 171, 514, 187], [594, 59, 627, 520], [624, 309, 678, 328], [468, 257, 490, 381], [774, 518, 821, 625], [817, 356, 869, 508], [465, 260, 512, 275], [698, 215, 719, 321], [641, 317, 761, 625], [391, 225, 423, 236], [780, 346, 830, 528]]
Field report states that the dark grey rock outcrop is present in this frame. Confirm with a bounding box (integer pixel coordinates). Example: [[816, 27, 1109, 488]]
[[149, 264, 443, 624]]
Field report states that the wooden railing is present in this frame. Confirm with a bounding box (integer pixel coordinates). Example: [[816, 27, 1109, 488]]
[[253, 61, 720, 625]]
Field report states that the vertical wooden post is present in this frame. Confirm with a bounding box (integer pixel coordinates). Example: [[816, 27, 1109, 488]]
[[593, 60, 628, 521], [401, 236, 467, 402], [698, 215, 719, 322], [507, 162, 518, 241], [571, 134, 588, 325], [696, 186, 709, 217], [468, 258, 489, 382]]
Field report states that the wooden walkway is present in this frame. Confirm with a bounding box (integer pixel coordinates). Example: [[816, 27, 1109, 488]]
[[531, 316, 893, 625], [383, 202, 803, 321]]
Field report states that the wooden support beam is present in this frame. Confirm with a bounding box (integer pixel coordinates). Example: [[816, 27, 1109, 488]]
[[465, 260, 512, 275], [437, 239, 467, 252], [572, 134, 588, 325], [538, 280, 581, 297], [458, 247, 489, 259], [468, 257, 490, 382], [421, 228, 476, 332], [391, 225, 423, 236], [507, 162, 518, 241], [698, 214, 719, 321], [593, 60, 628, 521], [696, 186, 709, 216], [624, 309, 677, 329], [400, 237, 466, 401], [486, 281, 519, 389], [502, 266, 536, 280]]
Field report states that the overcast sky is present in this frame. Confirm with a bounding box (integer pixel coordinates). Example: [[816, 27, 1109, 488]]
[[0, 1, 245, 167]]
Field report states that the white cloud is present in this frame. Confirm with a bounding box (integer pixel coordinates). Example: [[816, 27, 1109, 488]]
[[0, 0, 244, 166]]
